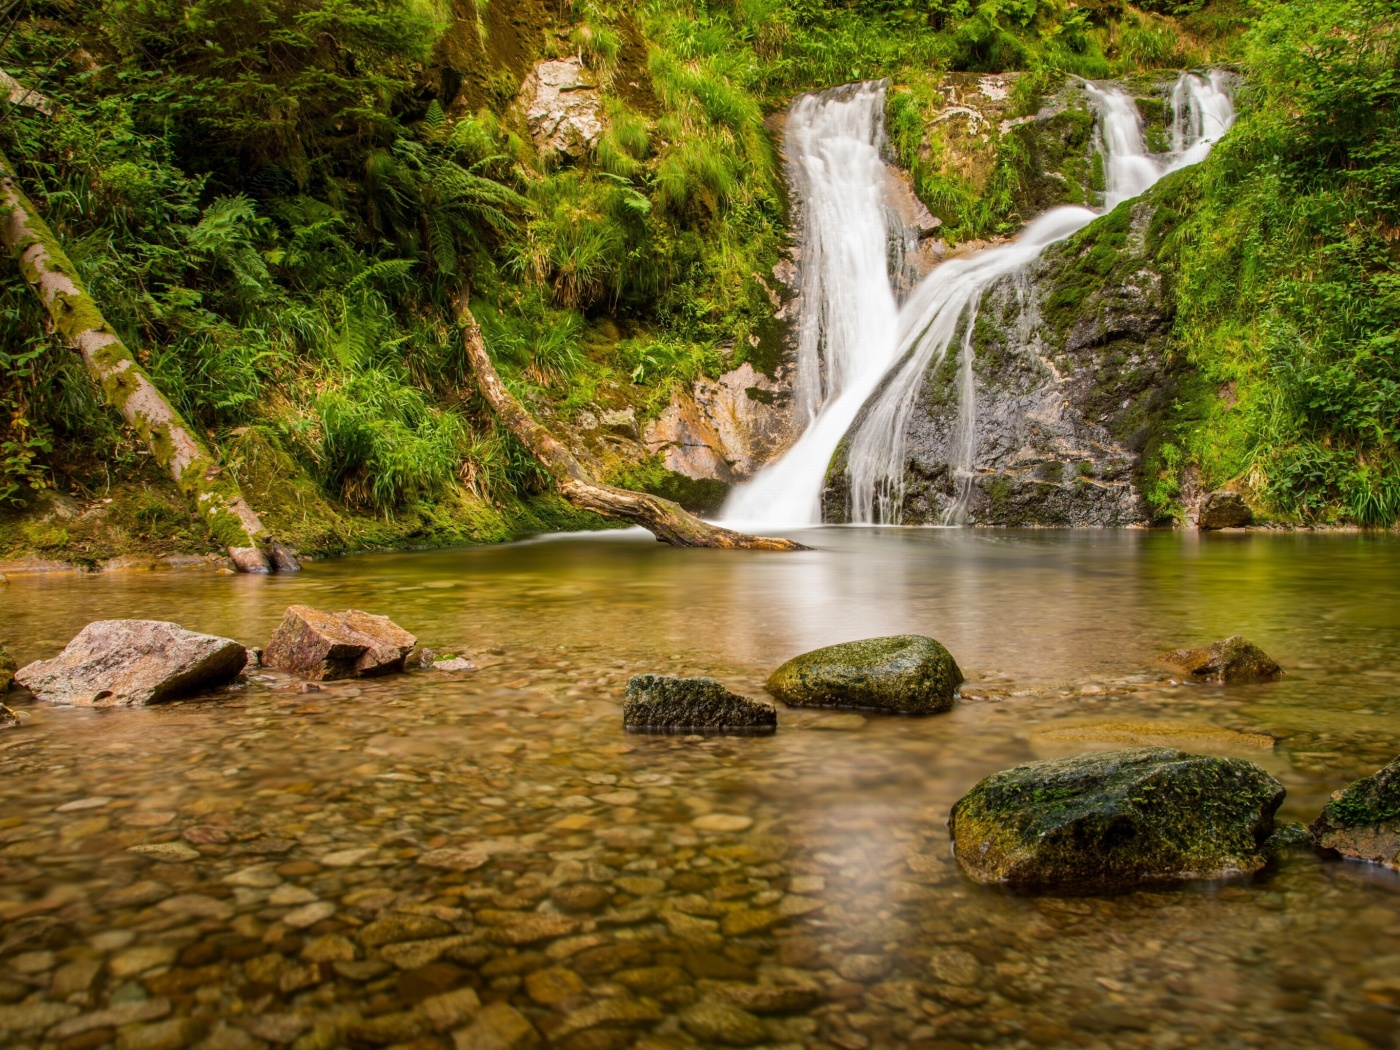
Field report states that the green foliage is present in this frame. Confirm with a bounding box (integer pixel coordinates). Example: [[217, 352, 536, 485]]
[[1164, 0, 1400, 525]]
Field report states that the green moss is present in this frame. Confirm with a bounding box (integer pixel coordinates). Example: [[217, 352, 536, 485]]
[[1315, 758, 1400, 831], [607, 454, 729, 514], [950, 748, 1285, 891], [767, 635, 962, 715]]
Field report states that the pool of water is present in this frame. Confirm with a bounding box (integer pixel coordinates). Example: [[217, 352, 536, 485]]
[[1, 528, 1398, 1050]]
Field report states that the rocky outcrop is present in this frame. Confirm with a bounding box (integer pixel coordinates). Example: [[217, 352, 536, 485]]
[[624, 675, 777, 733], [517, 57, 603, 158], [1159, 636, 1282, 683], [828, 188, 1181, 526], [263, 606, 417, 680], [1310, 757, 1400, 870], [949, 747, 1285, 891], [1197, 490, 1253, 529], [766, 635, 962, 714], [14, 620, 247, 706], [643, 363, 797, 483], [0, 643, 14, 693]]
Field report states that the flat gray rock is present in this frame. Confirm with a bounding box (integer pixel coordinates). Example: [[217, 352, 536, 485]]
[[14, 620, 246, 706], [625, 675, 776, 734]]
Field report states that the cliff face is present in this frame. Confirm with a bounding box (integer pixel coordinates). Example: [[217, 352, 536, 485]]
[[824, 176, 1188, 527]]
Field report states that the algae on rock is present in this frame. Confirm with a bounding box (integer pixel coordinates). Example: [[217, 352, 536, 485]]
[[767, 635, 962, 714], [1310, 757, 1400, 870], [949, 747, 1285, 891]]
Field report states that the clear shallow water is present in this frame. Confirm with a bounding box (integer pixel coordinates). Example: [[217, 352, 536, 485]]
[[1, 530, 1399, 1050]]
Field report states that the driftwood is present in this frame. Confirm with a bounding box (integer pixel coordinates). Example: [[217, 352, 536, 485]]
[[0, 150, 297, 572], [452, 292, 804, 550]]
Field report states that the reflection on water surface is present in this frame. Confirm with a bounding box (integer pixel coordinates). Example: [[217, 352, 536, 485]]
[[1, 529, 1398, 1050]]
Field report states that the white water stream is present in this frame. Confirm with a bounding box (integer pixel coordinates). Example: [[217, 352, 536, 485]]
[[721, 73, 1234, 530]]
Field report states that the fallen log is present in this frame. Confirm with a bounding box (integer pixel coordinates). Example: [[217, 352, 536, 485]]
[[452, 291, 804, 551], [0, 150, 298, 572]]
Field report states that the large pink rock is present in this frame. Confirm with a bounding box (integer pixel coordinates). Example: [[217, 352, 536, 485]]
[[263, 605, 416, 680], [14, 620, 247, 706]]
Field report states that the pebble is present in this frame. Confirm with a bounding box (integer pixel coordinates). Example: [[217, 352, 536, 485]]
[[692, 813, 754, 832]]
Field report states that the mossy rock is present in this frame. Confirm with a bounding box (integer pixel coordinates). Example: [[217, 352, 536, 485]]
[[948, 747, 1285, 892], [1159, 636, 1282, 684], [766, 635, 962, 715], [624, 675, 776, 734], [1309, 757, 1400, 870], [0, 643, 15, 693]]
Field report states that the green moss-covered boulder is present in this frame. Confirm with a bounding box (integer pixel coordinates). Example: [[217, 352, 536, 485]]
[[1159, 636, 1282, 683], [624, 675, 776, 734], [948, 747, 1285, 892], [765, 635, 961, 714], [1309, 757, 1400, 870], [0, 643, 15, 693]]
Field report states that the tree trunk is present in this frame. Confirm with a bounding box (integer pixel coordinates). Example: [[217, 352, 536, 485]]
[[0, 152, 298, 573], [452, 292, 805, 551]]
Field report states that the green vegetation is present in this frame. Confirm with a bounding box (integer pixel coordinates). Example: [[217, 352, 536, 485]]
[[0, 0, 1392, 561], [1155, 0, 1400, 525]]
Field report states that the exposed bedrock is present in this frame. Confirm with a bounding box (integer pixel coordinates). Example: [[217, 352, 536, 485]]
[[826, 183, 1186, 527]]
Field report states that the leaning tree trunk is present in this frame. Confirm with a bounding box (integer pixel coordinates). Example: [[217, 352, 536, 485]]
[[452, 292, 805, 551], [0, 152, 297, 573]]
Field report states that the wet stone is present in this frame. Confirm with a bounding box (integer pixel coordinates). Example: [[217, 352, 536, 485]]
[[679, 999, 767, 1046], [523, 966, 586, 1006], [949, 747, 1286, 891], [359, 914, 456, 947], [452, 1002, 541, 1050], [766, 635, 962, 714], [1159, 635, 1283, 684], [624, 675, 776, 734], [263, 605, 417, 680], [14, 619, 247, 706], [1310, 755, 1400, 869]]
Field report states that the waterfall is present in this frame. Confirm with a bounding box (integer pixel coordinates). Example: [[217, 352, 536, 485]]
[[721, 72, 1234, 530], [720, 83, 900, 528]]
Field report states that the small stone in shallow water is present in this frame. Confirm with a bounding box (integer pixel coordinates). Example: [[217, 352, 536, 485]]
[[1310, 756, 1400, 869], [624, 675, 776, 733], [127, 843, 200, 862], [766, 635, 962, 714], [433, 657, 476, 673], [692, 813, 754, 832], [418, 847, 489, 871], [679, 999, 767, 1046], [263, 605, 417, 680], [452, 1001, 540, 1050], [1158, 636, 1282, 684]]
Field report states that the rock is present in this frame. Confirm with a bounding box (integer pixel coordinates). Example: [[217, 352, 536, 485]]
[[518, 57, 602, 158], [432, 657, 475, 673], [948, 747, 1285, 891], [766, 635, 962, 714], [679, 999, 767, 1046], [0, 643, 14, 693], [13, 620, 247, 706], [452, 1002, 540, 1050], [549, 999, 663, 1041], [263, 605, 416, 680], [720, 984, 819, 1014], [1197, 490, 1253, 529], [598, 407, 640, 439], [1159, 636, 1282, 683], [624, 675, 777, 733], [1310, 757, 1400, 869], [420, 986, 481, 1032]]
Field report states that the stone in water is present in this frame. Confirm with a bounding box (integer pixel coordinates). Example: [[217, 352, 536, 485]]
[[263, 605, 416, 680], [14, 619, 246, 706], [624, 674, 776, 733], [766, 635, 962, 714]]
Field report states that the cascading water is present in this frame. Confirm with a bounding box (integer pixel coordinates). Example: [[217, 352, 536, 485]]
[[720, 83, 900, 528], [721, 72, 1234, 530]]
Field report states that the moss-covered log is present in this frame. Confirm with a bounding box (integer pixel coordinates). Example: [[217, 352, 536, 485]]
[[0, 151, 295, 573], [452, 293, 804, 551]]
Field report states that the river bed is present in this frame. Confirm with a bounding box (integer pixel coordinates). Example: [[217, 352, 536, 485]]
[[1, 529, 1398, 1050]]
